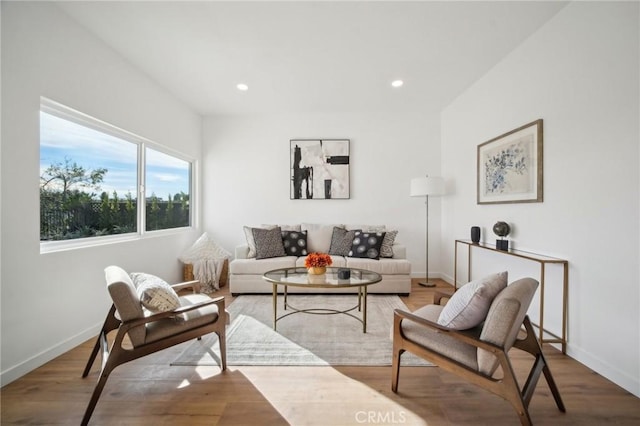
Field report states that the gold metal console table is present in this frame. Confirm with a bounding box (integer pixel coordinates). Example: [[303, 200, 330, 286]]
[[454, 239, 568, 354]]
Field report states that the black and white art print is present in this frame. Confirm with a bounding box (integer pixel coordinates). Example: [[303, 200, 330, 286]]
[[290, 139, 350, 200]]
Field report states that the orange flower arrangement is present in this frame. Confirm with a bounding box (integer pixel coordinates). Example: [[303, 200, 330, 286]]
[[304, 252, 333, 268]]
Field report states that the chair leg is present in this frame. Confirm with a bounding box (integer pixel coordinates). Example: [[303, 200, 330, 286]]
[[217, 329, 227, 370], [391, 313, 404, 393], [82, 305, 120, 378], [391, 347, 403, 393], [516, 316, 566, 412], [82, 333, 103, 378], [81, 366, 112, 426]]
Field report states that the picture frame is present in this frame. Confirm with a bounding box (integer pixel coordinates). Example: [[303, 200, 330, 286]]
[[290, 139, 350, 199], [477, 119, 543, 204]]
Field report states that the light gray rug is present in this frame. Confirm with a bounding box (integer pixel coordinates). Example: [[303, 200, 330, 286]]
[[172, 294, 430, 366]]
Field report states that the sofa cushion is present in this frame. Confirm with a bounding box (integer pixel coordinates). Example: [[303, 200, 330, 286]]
[[296, 255, 347, 268], [301, 223, 344, 253], [345, 258, 411, 275], [437, 271, 508, 330], [348, 231, 386, 259], [282, 230, 308, 256], [230, 257, 298, 274], [252, 227, 286, 259], [347, 224, 386, 232], [329, 227, 359, 256], [380, 230, 398, 258]]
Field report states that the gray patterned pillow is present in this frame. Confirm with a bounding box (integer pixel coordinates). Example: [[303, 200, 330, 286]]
[[380, 230, 398, 258], [329, 227, 359, 256], [252, 227, 286, 259]]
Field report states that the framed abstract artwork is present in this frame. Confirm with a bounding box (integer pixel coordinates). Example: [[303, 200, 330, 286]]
[[477, 119, 543, 204], [290, 139, 350, 199]]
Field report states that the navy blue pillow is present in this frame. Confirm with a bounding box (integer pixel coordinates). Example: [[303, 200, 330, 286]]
[[348, 231, 386, 260], [281, 230, 308, 256]]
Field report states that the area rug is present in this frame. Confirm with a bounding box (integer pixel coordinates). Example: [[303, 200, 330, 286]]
[[171, 294, 430, 366]]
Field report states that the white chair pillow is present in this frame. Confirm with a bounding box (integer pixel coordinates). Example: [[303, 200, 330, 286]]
[[131, 272, 181, 313], [437, 271, 508, 330]]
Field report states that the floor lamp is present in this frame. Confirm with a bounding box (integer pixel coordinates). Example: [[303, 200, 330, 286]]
[[410, 175, 445, 287]]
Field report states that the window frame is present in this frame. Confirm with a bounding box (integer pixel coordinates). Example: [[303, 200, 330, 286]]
[[39, 98, 196, 253]]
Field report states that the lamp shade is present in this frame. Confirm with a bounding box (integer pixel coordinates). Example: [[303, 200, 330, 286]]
[[410, 176, 445, 197]]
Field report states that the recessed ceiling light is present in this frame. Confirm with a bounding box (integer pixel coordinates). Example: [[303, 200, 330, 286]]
[[391, 80, 404, 88], [237, 83, 249, 91]]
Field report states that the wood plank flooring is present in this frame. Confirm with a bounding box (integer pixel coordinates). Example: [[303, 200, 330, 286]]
[[2, 279, 639, 425]]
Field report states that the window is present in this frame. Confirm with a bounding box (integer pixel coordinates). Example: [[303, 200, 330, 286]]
[[39, 99, 192, 245], [145, 147, 191, 232]]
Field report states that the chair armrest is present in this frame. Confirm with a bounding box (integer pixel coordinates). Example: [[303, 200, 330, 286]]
[[122, 296, 225, 329], [394, 308, 504, 354], [171, 280, 201, 294]]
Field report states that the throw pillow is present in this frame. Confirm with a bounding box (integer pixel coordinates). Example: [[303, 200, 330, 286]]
[[348, 231, 386, 260], [282, 230, 308, 256], [301, 223, 345, 253], [329, 227, 359, 256], [380, 230, 398, 258], [130, 272, 181, 313], [437, 271, 508, 330], [244, 225, 279, 258], [252, 226, 286, 259]]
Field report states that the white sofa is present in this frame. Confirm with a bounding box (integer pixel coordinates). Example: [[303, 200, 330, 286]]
[[229, 224, 412, 295]]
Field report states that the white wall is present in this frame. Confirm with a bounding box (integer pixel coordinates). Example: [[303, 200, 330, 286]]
[[0, 2, 202, 384], [202, 112, 443, 277], [441, 1, 639, 396]]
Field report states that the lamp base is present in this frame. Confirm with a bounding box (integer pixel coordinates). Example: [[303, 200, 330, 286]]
[[418, 281, 436, 288]]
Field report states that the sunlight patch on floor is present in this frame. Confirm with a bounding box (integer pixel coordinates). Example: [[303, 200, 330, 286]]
[[237, 366, 428, 426]]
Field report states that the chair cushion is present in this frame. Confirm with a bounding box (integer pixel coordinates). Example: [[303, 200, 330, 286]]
[[477, 278, 539, 376], [131, 272, 181, 313], [144, 294, 221, 344], [105, 266, 146, 346], [437, 271, 508, 330], [401, 304, 478, 371]]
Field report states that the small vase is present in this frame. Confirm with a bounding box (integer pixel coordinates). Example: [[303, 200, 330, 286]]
[[471, 226, 481, 243], [307, 266, 326, 275]]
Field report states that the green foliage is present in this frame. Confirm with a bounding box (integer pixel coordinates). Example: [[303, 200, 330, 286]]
[[40, 160, 189, 241]]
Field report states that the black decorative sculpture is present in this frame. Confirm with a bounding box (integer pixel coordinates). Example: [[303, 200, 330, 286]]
[[493, 221, 511, 251]]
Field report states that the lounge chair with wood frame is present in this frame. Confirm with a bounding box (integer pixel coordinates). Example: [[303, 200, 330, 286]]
[[81, 265, 227, 425], [392, 277, 565, 425]]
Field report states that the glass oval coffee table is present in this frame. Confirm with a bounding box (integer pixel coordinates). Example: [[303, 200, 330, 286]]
[[262, 267, 382, 333]]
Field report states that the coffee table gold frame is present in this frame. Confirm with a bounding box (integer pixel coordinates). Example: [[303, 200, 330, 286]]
[[262, 267, 382, 333]]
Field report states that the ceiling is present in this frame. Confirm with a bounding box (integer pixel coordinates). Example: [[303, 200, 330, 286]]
[[55, 1, 568, 116]]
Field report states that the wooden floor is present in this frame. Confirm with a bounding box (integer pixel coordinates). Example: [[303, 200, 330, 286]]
[[2, 279, 639, 425]]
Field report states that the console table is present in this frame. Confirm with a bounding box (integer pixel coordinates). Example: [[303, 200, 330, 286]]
[[454, 239, 568, 353]]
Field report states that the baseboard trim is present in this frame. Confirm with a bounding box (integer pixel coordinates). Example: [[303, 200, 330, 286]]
[[0, 323, 102, 386], [566, 343, 640, 398]]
